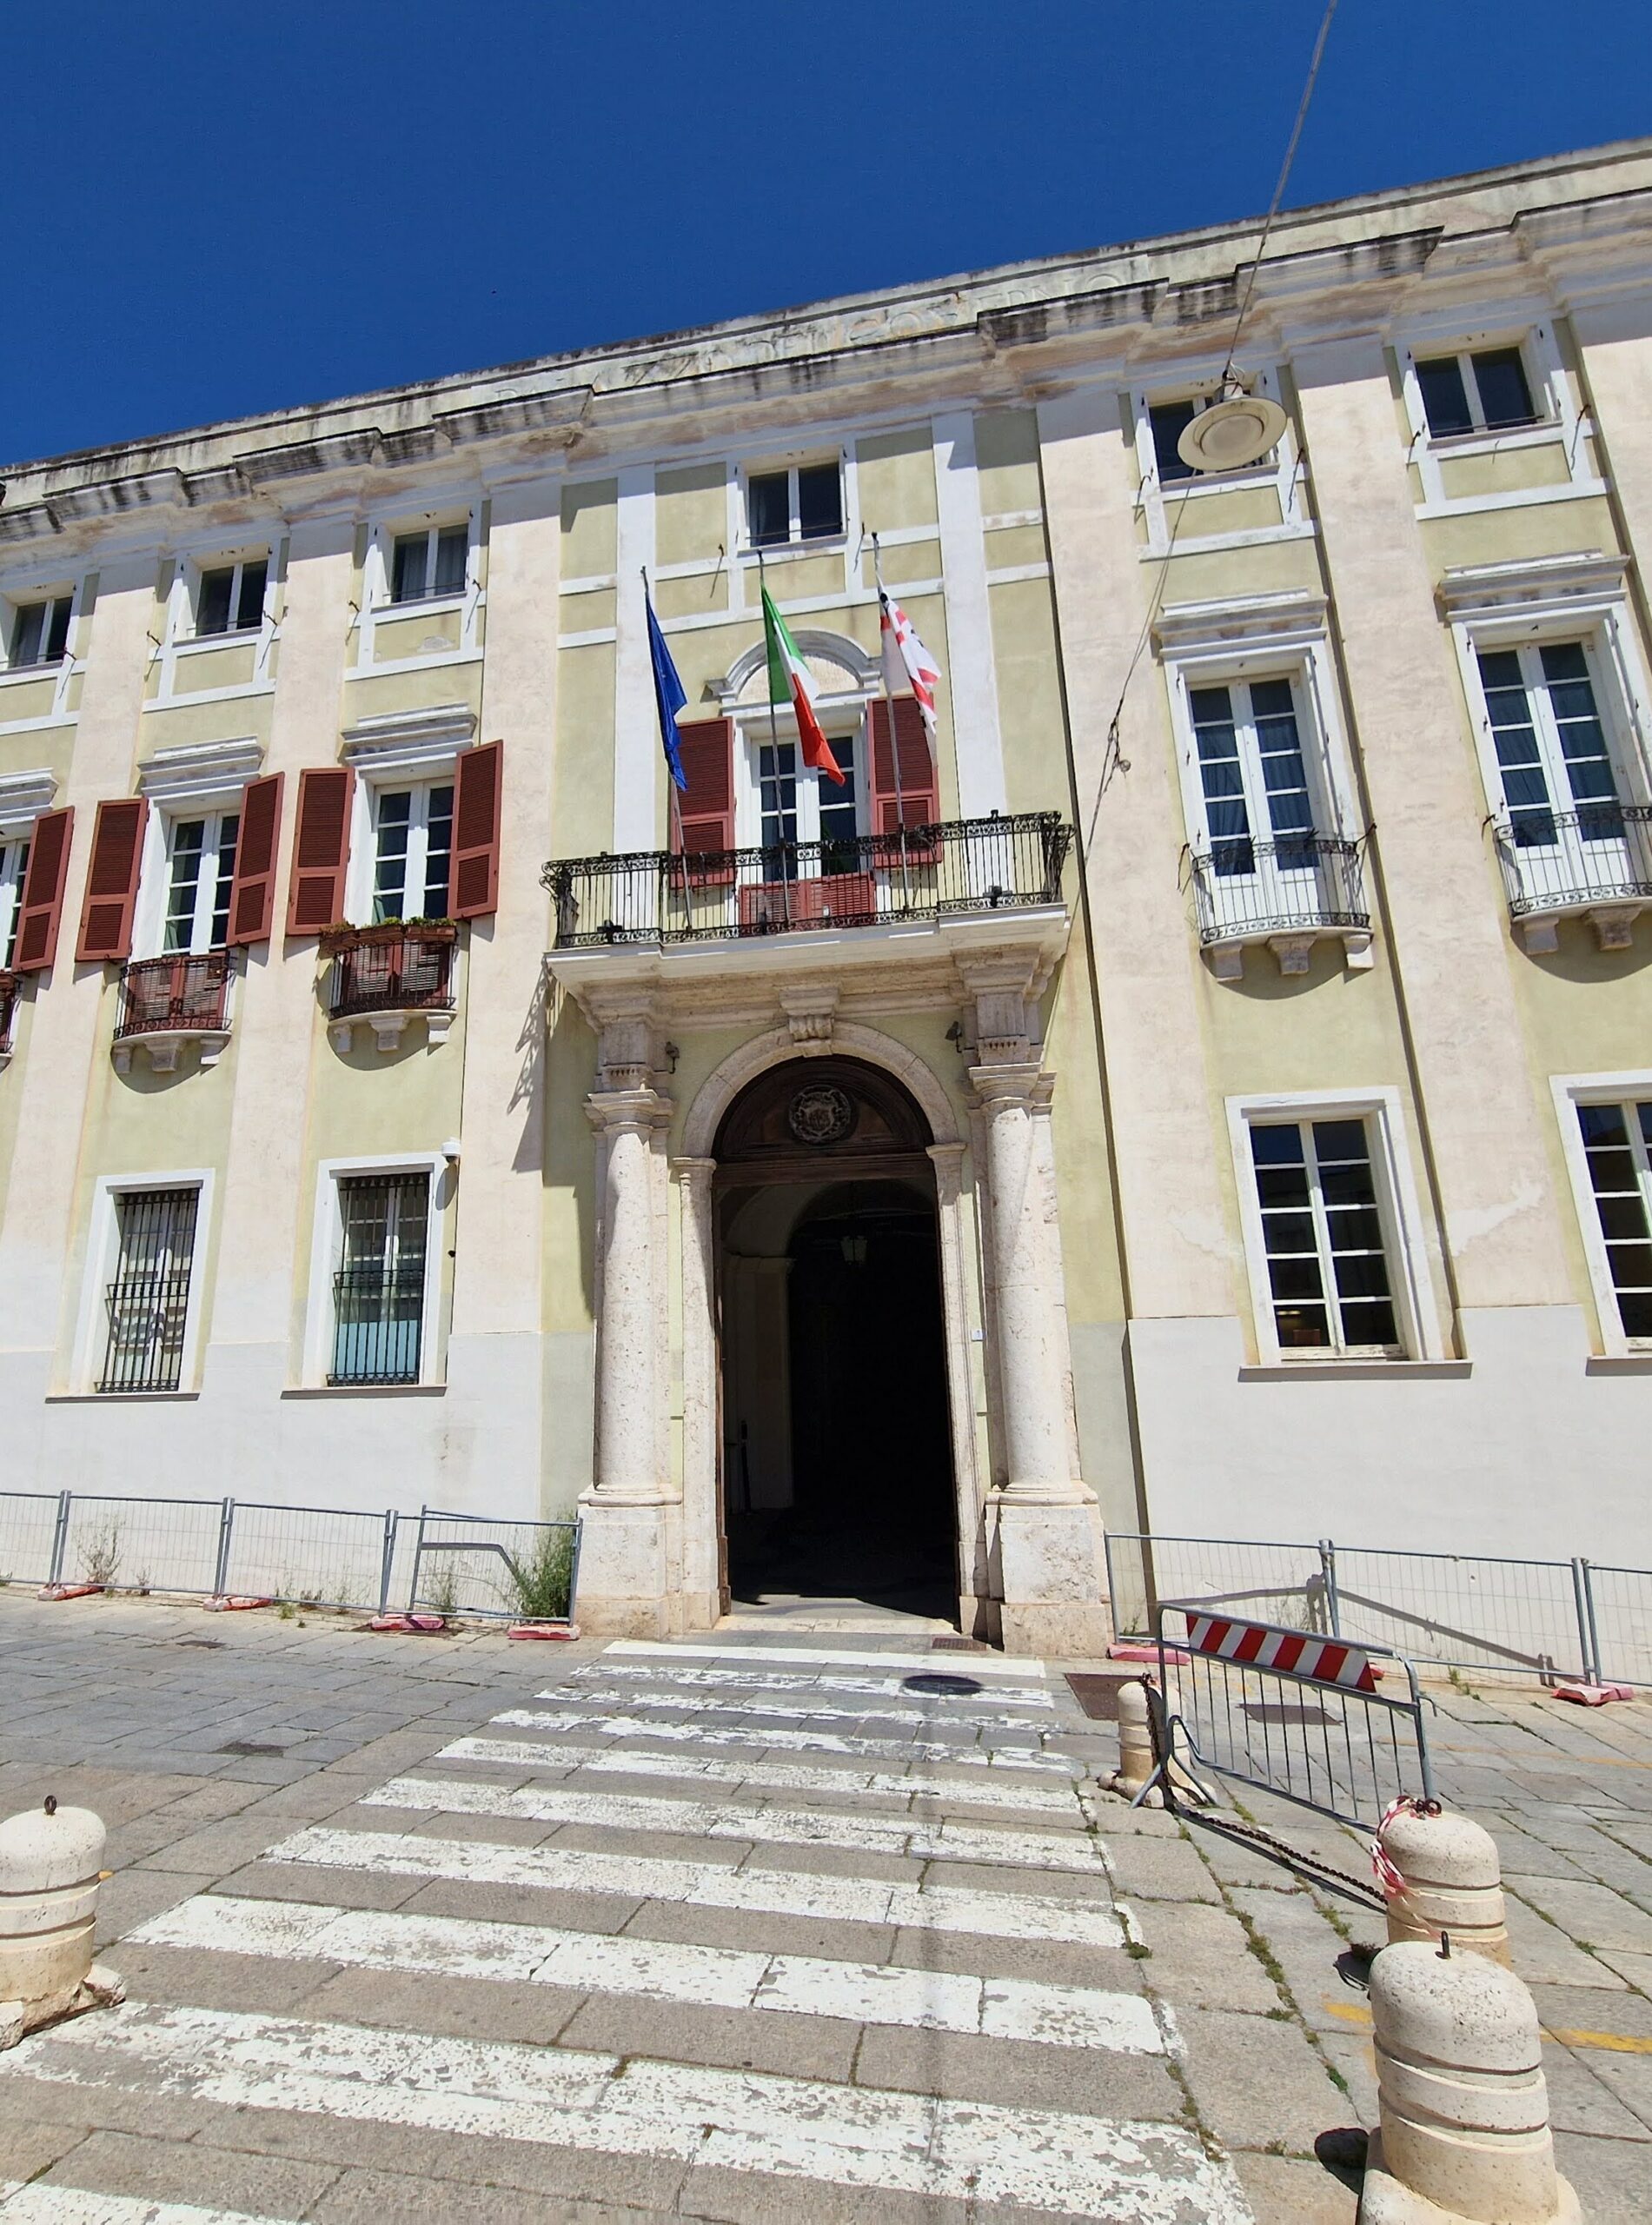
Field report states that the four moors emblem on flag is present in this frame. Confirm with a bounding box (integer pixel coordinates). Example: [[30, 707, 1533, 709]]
[[640, 543, 943, 840]]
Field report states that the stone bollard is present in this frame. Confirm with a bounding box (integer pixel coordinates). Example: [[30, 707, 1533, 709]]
[[1377, 1802, 1511, 1969], [0, 1797, 126, 2049], [1109, 1677, 1162, 1803], [1358, 1939, 1579, 2225]]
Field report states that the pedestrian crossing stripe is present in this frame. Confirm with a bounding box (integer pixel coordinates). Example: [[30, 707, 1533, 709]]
[[567, 1658, 1056, 1710], [132, 1893, 1170, 2052], [608, 1638, 1050, 1681], [362, 1773, 1114, 1873], [4, 2002, 1251, 2222], [267, 1823, 1130, 1945], [541, 1679, 1060, 1735], [0, 2195, 289, 2225], [442, 1730, 1080, 1810], [486, 1704, 1075, 1772]]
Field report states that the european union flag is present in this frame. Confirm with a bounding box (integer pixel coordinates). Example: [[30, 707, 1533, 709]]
[[646, 588, 688, 792]]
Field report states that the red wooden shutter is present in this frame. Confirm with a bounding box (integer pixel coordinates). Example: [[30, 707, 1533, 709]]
[[448, 740, 502, 920], [286, 767, 355, 935], [76, 797, 149, 963], [671, 719, 736, 886], [870, 697, 939, 862], [225, 772, 284, 946], [10, 807, 74, 974]]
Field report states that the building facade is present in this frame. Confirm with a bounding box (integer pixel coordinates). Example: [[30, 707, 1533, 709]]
[[2, 141, 1651, 1647]]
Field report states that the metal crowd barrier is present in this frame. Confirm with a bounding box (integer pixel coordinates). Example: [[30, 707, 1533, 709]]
[[408, 1506, 582, 1626], [1151, 1597, 1435, 1837]]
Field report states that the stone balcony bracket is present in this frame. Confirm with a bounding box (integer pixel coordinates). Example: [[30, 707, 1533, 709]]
[[1515, 902, 1644, 956], [111, 1029, 231, 1076], [1206, 926, 1375, 983], [328, 1009, 454, 1055]]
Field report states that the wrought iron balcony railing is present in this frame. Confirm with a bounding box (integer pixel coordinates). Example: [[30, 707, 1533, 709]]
[[543, 812, 1072, 948], [328, 927, 456, 1020], [1188, 834, 1370, 946], [1492, 804, 1652, 920], [115, 951, 233, 1040]]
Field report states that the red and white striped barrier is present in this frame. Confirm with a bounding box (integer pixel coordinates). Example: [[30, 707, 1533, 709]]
[[1184, 1612, 1380, 1694]]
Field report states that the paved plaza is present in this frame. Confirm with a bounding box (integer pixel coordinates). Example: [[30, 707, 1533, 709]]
[[0, 1591, 1649, 2222]]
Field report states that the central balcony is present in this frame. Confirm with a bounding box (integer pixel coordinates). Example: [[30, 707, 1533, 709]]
[[324, 923, 457, 1053], [112, 951, 233, 1073], [542, 812, 1075, 1033], [1188, 834, 1373, 979]]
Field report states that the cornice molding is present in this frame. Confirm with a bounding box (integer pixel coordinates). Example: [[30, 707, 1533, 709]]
[[1436, 549, 1632, 624], [136, 736, 265, 802]]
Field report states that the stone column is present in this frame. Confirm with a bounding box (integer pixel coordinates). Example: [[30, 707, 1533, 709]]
[[959, 951, 1110, 1654], [673, 1154, 722, 1629], [928, 1140, 989, 1630], [574, 993, 680, 1634]]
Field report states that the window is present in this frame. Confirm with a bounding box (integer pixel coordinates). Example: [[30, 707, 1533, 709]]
[[1476, 641, 1623, 847], [162, 814, 240, 953], [330, 1172, 429, 1385], [390, 525, 468, 605], [746, 462, 843, 548], [196, 558, 267, 638], [0, 835, 30, 966], [8, 595, 72, 668], [1190, 677, 1317, 874], [1416, 346, 1537, 438], [1575, 1099, 1652, 1342], [1147, 393, 1279, 485], [98, 1187, 199, 1394], [371, 783, 454, 921], [751, 728, 861, 858], [1247, 1118, 1400, 1355]]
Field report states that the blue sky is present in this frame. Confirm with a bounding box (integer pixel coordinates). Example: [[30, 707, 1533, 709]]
[[5, 2, 1649, 467]]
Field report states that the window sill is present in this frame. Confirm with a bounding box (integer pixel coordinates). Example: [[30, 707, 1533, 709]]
[[45, 1390, 201, 1403], [282, 1382, 447, 1398], [373, 591, 469, 620], [1237, 1359, 1472, 1382], [0, 660, 72, 685], [1584, 1352, 1652, 1375], [738, 535, 846, 562], [1418, 418, 1558, 455]]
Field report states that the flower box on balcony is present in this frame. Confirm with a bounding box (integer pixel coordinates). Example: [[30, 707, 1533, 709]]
[[325, 921, 458, 1053]]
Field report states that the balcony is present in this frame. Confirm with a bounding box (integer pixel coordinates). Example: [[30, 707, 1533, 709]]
[[1493, 805, 1652, 953], [112, 952, 233, 1073], [543, 812, 1075, 1039], [0, 970, 17, 1066], [323, 923, 457, 1053], [1188, 834, 1373, 980]]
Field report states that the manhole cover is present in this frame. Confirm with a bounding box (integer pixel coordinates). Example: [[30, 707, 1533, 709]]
[[900, 1673, 984, 1697], [217, 1740, 288, 1757], [1066, 1672, 1132, 1721], [931, 1636, 991, 1653]]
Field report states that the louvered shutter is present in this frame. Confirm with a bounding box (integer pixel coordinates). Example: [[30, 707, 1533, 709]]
[[870, 697, 939, 861], [76, 797, 149, 963], [10, 807, 74, 974], [225, 772, 284, 946], [671, 719, 736, 886], [448, 740, 502, 920], [286, 767, 355, 935]]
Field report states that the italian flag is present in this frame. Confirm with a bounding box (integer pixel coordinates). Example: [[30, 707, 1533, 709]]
[[762, 586, 844, 784]]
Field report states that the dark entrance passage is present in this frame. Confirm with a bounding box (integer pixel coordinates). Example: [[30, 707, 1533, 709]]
[[713, 1059, 959, 1623]]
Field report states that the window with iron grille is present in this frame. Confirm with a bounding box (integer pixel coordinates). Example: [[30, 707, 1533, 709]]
[[1247, 1118, 1400, 1355], [331, 1172, 430, 1385], [98, 1187, 200, 1393], [1576, 1099, 1652, 1343]]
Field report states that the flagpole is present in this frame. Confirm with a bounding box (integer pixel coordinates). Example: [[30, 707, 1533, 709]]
[[872, 533, 912, 911], [646, 565, 692, 933], [757, 548, 792, 927]]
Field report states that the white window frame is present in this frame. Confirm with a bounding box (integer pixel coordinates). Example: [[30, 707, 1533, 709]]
[[0, 577, 83, 728], [351, 777, 456, 926], [1227, 1088, 1442, 1366], [145, 807, 242, 959], [1129, 365, 1304, 555], [302, 1152, 449, 1389], [0, 831, 31, 970], [154, 541, 280, 706], [733, 705, 868, 849], [741, 455, 846, 556], [1394, 309, 1599, 516], [1551, 1070, 1652, 1356], [191, 554, 269, 641], [69, 1169, 215, 1397], [357, 501, 483, 671]]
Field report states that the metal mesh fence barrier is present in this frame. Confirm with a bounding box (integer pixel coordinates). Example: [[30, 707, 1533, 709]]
[[220, 1502, 395, 1612], [57, 1492, 224, 1597], [1584, 1564, 1652, 1687], [408, 1509, 581, 1623], [1330, 1548, 1586, 1683], [0, 1492, 62, 1587]]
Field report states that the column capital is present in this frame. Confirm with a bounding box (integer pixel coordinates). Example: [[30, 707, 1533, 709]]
[[587, 1086, 672, 1138], [966, 1060, 1050, 1112], [671, 1154, 718, 1187]]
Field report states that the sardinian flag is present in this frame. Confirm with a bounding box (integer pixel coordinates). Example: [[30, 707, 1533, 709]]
[[879, 589, 941, 757]]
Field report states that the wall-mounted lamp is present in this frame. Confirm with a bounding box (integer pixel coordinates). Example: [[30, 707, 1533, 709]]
[[945, 1021, 966, 1057], [839, 1234, 869, 1266], [664, 1041, 680, 1073], [441, 1137, 461, 1166]]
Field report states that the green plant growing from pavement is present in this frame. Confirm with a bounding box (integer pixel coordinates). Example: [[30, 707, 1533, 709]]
[[79, 1520, 122, 1588], [423, 1561, 460, 1617], [501, 1527, 575, 1621]]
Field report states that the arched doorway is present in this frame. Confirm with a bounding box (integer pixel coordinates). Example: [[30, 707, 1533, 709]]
[[714, 1056, 958, 1621]]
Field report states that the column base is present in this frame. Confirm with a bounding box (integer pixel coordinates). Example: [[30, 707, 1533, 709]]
[[574, 1493, 682, 1638], [990, 1491, 1113, 1657]]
